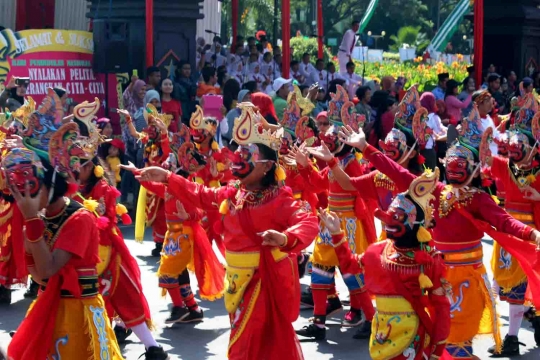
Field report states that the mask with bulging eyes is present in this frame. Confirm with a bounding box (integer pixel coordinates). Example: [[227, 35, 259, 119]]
[[2, 148, 45, 198], [231, 144, 260, 178], [379, 129, 408, 162]]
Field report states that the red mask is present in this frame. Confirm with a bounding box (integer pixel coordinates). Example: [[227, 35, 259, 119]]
[[378, 129, 407, 162], [508, 132, 528, 164], [231, 144, 259, 178], [191, 129, 209, 144]]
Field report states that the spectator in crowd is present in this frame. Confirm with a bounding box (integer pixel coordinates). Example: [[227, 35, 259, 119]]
[[315, 111, 330, 134], [507, 70, 518, 93], [224, 89, 251, 145], [458, 76, 476, 117], [368, 92, 396, 148], [243, 81, 258, 94], [174, 60, 199, 125], [369, 89, 390, 123], [420, 92, 447, 171], [300, 52, 316, 86], [146, 66, 162, 91], [160, 78, 182, 132], [473, 89, 499, 156], [312, 87, 328, 117], [355, 86, 372, 131], [253, 92, 279, 124], [325, 62, 344, 91], [97, 117, 114, 139], [324, 79, 347, 103], [343, 62, 363, 99], [290, 60, 305, 85], [205, 42, 228, 68], [436, 99, 453, 126], [500, 77, 513, 114], [123, 75, 146, 115], [432, 72, 449, 101], [197, 66, 221, 98], [272, 77, 292, 120], [445, 79, 471, 123], [310, 59, 327, 91], [487, 73, 505, 112], [0, 76, 30, 111]]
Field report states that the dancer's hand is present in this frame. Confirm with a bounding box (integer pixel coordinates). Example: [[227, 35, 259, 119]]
[[173, 201, 189, 220], [531, 229, 540, 248], [258, 230, 287, 247], [521, 185, 540, 201], [154, 118, 168, 133], [136, 167, 170, 183], [338, 125, 367, 151], [291, 143, 310, 168], [8, 179, 42, 220], [307, 142, 333, 162], [208, 157, 219, 178], [318, 209, 341, 234], [117, 109, 130, 118], [119, 161, 139, 173]]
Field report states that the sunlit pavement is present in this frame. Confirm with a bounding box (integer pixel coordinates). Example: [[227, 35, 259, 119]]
[[1, 224, 539, 359]]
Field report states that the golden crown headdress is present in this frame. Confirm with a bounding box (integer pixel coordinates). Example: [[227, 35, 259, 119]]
[[144, 103, 173, 129], [11, 96, 35, 129], [406, 167, 439, 228], [73, 98, 104, 159], [190, 105, 218, 135], [233, 102, 283, 151]]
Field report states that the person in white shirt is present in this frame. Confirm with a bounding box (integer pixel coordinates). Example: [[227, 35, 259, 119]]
[[309, 59, 327, 90], [205, 42, 227, 68], [299, 53, 316, 86], [325, 62, 344, 92], [290, 60, 306, 85], [228, 44, 246, 79], [338, 20, 360, 74], [472, 90, 500, 156], [343, 62, 363, 99], [248, 62, 266, 92], [261, 52, 276, 83]]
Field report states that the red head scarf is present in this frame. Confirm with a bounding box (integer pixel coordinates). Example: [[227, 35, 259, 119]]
[[251, 93, 279, 121]]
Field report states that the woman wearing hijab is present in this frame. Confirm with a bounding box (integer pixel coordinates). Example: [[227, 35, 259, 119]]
[[123, 75, 146, 115], [251, 92, 279, 124], [248, 62, 265, 92]]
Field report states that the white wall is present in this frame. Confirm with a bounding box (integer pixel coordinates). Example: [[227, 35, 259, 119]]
[[196, 0, 222, 44], [55, 0, 89, 31], [0, 0, 17, 30]]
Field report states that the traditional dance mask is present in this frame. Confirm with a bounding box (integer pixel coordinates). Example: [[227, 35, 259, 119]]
[[231, 144, 260, 178], [2, 148, 45, 197], [190, 105, 218, 144]]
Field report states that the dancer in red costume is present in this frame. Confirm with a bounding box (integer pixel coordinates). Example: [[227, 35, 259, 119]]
[[482, 92, 540, 355], [189, 105, 231, 256], [123, 123, 225, 325], [134, 103, 319, 360], [119, 106, 171, 256], [72, 99, 169, 359], [335, 102, 540, 359], [320, 167, 453, 360], [308, 85, 432, 242], [292, 85, 376, 341], [7, 88, 123, 359], [0, 100, 39, 302]]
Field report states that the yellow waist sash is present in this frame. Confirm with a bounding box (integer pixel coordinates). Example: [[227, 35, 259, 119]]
[[224, 248, 287, 313], [370, 296, 420, 360]]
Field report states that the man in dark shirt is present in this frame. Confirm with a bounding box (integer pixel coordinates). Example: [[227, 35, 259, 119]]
[[488, 73, 505, 114]]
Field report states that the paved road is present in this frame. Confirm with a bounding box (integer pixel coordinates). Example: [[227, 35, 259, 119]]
[[0, 225, 539, 359]]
